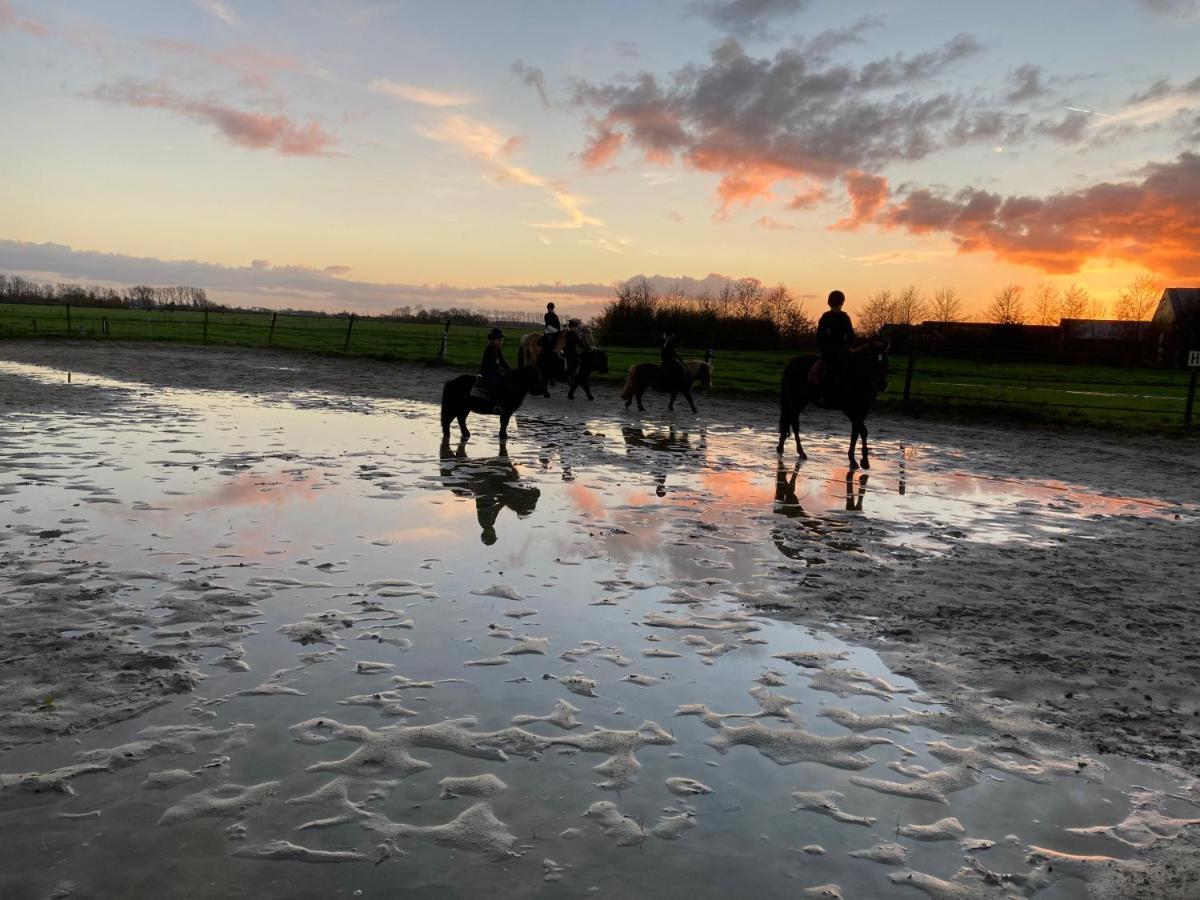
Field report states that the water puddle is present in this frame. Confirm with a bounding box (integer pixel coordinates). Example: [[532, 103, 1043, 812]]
[[1, 360, 1196, 898]]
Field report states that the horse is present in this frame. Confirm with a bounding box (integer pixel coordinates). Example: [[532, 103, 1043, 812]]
[[776, 339, 888, 470], [441, 366, 543, 443], [516, 331, 570, 397], [620, 360, 712, 413], [567, 349, 609, 401]]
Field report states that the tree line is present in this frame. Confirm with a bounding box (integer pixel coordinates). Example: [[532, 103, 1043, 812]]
[[594, 276, 815, 349], [857, 274, 1161, 334], [0, 274, 213, 310]]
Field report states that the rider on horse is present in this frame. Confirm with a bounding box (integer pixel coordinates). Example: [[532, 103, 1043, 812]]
[[660, 329, 688, 388], [540, 302, 561, 351], [481, 327, 510, 411], [817, 290, 854, 405]]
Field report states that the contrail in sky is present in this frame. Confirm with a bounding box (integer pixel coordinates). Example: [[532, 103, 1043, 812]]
[[1065, 106, 1114, 118]]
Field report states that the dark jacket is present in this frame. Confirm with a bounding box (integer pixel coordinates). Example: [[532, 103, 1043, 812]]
[[481, 343, 510, 381], [544, 310, 561, 331], [660, 335, 683, 367], [817, 310, 854, 353]]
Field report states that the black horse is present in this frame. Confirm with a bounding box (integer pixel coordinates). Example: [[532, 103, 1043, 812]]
[[567, 349, 609, 401], [438, 441, 540, 545], [776, 339, 888, 470], [441, 366, 542, 442]]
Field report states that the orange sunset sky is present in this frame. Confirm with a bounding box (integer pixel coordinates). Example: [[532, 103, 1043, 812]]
[[2, 0, 1198, 320]]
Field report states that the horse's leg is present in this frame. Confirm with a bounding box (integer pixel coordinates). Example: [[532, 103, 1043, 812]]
[[636, 387, 647, 412], [583, 375, 594, 401], [858, 418, 870, 470], [793, 405, 805, 459], [499, 410, 511, 442], [682, 386, 696, 414], [847, 418, 859, 471], [459, 410, 471, 442], [668, 391, 676, 412]]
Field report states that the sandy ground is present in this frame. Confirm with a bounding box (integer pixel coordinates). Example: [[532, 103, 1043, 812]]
[[3, 339, 1200, 897]]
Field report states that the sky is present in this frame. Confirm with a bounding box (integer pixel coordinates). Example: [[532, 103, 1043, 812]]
[[1, 0, 1198, 319]]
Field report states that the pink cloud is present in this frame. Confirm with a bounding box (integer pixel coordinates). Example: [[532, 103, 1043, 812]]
[[832, 170, 889, 231], [90, 79, 338, 157], [580, 125, 625, 169], [0, 0, 48, 36], [753, 216, 795, 231], [144, 38, 302, 90]]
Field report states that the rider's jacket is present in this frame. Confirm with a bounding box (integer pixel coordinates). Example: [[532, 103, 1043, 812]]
[[544, 310, 561, 331], [481, 343, 510, 380]]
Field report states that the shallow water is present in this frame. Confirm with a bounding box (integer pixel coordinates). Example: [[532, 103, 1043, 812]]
[[1, 361, 1196, 899]]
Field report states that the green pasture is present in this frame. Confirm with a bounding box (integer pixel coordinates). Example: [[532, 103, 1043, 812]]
[[0, 302, 1194, 429]]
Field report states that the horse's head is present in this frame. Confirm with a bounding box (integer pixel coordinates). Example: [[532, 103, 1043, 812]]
[[868, 338, 889, 393], [693, 361, 713, 392]]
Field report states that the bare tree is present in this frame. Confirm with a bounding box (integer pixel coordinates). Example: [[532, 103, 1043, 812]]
[[1059, 283, 1089, 319], [1113, 273, 1161, 322], [892, 285, 927, 325], [859, 289, 894, 337], [1031, 283, 1060, 325], [1086, 295, 1109, 319], [929, 287, 962, 322], [987, 283, 1026, 325]]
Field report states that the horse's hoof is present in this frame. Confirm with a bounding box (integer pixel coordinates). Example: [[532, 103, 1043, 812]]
[[860, 458, 870, 470], [797, 449, 807, 460], [848, 459, 859, 471], [775, 444, 784, 455]]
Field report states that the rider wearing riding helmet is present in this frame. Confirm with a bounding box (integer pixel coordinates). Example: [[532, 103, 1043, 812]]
[[481, 328, 510, 411], [817, 290, 854, 404], [660, 329, 688, 387]]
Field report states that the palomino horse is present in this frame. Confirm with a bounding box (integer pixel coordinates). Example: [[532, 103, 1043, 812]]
[[441, 366, 543, 442], [621, 360, 712, 413], [776, 339, 888, 470], [516, 331, 571, 397]]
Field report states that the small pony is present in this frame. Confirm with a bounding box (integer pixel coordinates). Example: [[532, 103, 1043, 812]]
[[441, 366, 543, 442], [621, 360, 712, 413]]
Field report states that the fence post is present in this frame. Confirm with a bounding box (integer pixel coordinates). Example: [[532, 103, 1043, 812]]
[[268, 312, 278, 345], [902, 342, 917, 405], [440, 320, 450, 361], [1186, 370, 1198, 428], [101, 317, 109, 337], [65, 304, 71, 335], [203, 309, 209, 342], [704, 348, 713, 365], [343, 314, 356, 354]]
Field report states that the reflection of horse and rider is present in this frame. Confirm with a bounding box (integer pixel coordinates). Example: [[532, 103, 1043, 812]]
[[438, 440, 540, 545]]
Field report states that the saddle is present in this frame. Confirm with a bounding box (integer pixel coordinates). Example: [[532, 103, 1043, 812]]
[[807, 359, 825, 386], [539, 331, 559, 351], [470, 377, 492, 401]]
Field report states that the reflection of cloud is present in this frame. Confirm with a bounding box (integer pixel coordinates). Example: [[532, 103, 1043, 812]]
[[376, 526, 459, 542], [171, 470, 324, 513]]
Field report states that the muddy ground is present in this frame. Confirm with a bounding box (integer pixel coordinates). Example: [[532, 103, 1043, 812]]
[[2, 339, 1200, 898]]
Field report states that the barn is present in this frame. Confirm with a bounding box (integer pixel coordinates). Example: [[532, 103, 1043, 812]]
[[1147, 288, 1200, 367]]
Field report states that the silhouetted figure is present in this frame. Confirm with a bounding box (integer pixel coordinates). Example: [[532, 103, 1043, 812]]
[[438, 441, 539, 545], [817, 290, 855, 405], [544, 302, 561, 332], [660, 330, 688, 388], [480, 327, 510, 412]]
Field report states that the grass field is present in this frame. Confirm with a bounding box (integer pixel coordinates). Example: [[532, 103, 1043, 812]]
[[1, 301, 1195, 429]]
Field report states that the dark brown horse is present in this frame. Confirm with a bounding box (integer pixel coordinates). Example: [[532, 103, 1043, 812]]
[[516, 331, 570, 397], [776, 340, 888, 470], [620, 360, 712, 413], [441, 366, 543, 442]]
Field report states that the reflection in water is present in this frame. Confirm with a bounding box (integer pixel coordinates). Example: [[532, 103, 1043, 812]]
[[845, 471, 868, 512], [438, 441, 540, 545], [621, 425, 706, 497]]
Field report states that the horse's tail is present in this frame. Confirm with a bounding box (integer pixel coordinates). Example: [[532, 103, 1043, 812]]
[[778, 369, 791, 434], [620, 365, 638, 401], [440, 379, 456, 436]]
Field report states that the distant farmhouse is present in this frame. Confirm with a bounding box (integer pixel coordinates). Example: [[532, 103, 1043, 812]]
[[884, 287, 1200, 367], [1148, 288, 1200, 367]]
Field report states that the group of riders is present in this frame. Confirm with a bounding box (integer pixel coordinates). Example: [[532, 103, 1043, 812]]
[[479, 290, 857, 407]]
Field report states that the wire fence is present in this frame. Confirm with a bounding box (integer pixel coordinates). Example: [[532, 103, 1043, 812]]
[[2, 301, 1197, 427], [897, 342, 1199, 426]]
